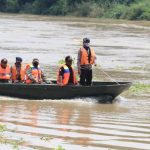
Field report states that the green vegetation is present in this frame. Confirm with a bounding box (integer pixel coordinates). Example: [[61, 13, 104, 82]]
[[123, 83, 150, 97], [53, 145, 65, 150], [40, 136, 52, 141], [0, 0, 150, 20], [129, 83, 150, 94], [0, 124, 6, 132], [0, 137, 25, 150]]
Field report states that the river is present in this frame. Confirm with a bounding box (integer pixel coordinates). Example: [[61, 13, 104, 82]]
[[0, 13, 150, 150]]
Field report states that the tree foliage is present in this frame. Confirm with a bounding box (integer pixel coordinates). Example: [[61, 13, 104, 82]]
[[0, 0, 149, 20]]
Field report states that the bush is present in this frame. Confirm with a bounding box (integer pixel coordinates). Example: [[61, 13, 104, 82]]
[[121, 0, 150, 20], [20, 2, 34, 13], [48, 0, 68, 16], [140, 11, 150, 20], [0, 0, 150, 20], [0, 0, 6, 11], [123, 5, 143, 20], [90, 3, 105, 18], [5, 0, 20, 12], [106, 4, 127, 19], [75, 2, 92, 17]]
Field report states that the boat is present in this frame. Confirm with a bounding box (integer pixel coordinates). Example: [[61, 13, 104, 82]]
[[0, 81, 132, 102]]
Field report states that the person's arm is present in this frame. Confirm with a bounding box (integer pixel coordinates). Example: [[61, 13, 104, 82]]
[[10, 66, 13, 83], [26, 67, 36, 82], [58, 76, 63, 86], [77, 48, 81, 74], [41, 70, 52, 84], [93, 50, 97, 66], [58, 67, 64, 86]]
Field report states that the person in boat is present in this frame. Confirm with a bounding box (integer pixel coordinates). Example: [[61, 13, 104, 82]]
[[26, 58, 50, 84], [11, 57, 25, 83], [57, 56, 77, 86], [77, 38, 97, 86], [0, 58, 11, 83]]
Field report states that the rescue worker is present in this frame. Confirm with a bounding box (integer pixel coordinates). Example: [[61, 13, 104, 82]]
[[11, 57, 25, 83], [0, 58, 11, 83], [26, 58, 50, 84], [77, 38, 96, 86], [57, 56, 77, 86]]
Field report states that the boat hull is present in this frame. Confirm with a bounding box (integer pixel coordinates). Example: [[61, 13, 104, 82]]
[[0, 81, 132, 101]]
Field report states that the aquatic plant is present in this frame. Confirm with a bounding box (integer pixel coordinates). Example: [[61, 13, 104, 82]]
[[0, 133, 24, 150], [0, 124, 6, 132], [54, 145, 65, 150], [129, 83, 150, 94], [40, 136, 52, 141], [123, 83, 150, 97]]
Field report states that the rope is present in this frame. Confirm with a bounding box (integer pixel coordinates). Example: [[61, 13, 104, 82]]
[[96, 65, 120, 85]]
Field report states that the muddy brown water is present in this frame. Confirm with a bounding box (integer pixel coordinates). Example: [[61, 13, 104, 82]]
[[0, 14, 150, 150]]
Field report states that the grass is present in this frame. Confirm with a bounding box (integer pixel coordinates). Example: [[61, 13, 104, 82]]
[[0, 124, 6, 132], [129, 83, 150, 94], [123, 83, 150, 97], [53, 145, 65, 150]]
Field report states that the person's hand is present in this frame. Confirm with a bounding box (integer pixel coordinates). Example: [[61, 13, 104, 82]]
[[38, 81, 42, 84], [14, 80, 19, 83], [49, 80, 53, 84], [45, 80, 53, 84], [78, 69, 81, 75], [76, 82, 80, 86], [32, 79, 39, 84], [58, 83, 63, 86], [8, 80, 12, 83]]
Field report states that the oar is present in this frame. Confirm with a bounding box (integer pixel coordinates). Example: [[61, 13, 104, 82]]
[[95, 65, 120, 85]]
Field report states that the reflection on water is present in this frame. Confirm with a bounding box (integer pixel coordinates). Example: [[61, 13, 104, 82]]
[[0, 98, 150, 150], [0, 14, 150, 149]]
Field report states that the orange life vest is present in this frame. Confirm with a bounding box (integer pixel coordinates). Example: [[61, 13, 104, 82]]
[[11, 64, 25, 82], [0, 64, 11, 80], [26, 65, 42, 84], [80, 47, 95, 65], [24, 64, 30, 81], [57, 64, 77, 86]]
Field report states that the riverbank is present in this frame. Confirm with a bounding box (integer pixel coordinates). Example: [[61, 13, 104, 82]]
[[0, 0, 150, 20]]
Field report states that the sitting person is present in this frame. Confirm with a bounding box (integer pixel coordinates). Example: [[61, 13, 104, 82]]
[[11, 57, 25, 83], [57, 56, 77, 86], [26, 58, 50, 84], [0, 58, 11, 83]]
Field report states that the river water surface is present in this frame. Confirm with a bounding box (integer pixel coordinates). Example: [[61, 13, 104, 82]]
[[0, 14, 150, 150]]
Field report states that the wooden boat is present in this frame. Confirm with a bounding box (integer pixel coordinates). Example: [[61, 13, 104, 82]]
[[0, 81, 132, 102]]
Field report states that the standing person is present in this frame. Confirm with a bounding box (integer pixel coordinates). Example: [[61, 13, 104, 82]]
[[77, 38, 96, 86], [11, 57, 25, 83], [26, 58, 50, 84], [0, 58, 11, 83], [57, 56, 77, 86]]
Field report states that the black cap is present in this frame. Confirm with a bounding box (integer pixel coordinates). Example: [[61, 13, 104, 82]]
[[1, 58, 8, 64], [16, 57, 22, 62], [83, 38, 90, 43], [33, 58, 39, 62], [65, 56, 72, 62]]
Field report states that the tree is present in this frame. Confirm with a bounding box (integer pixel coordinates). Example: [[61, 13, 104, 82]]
[[0, 0, 6, 11], [5, 0, 20, 12]]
